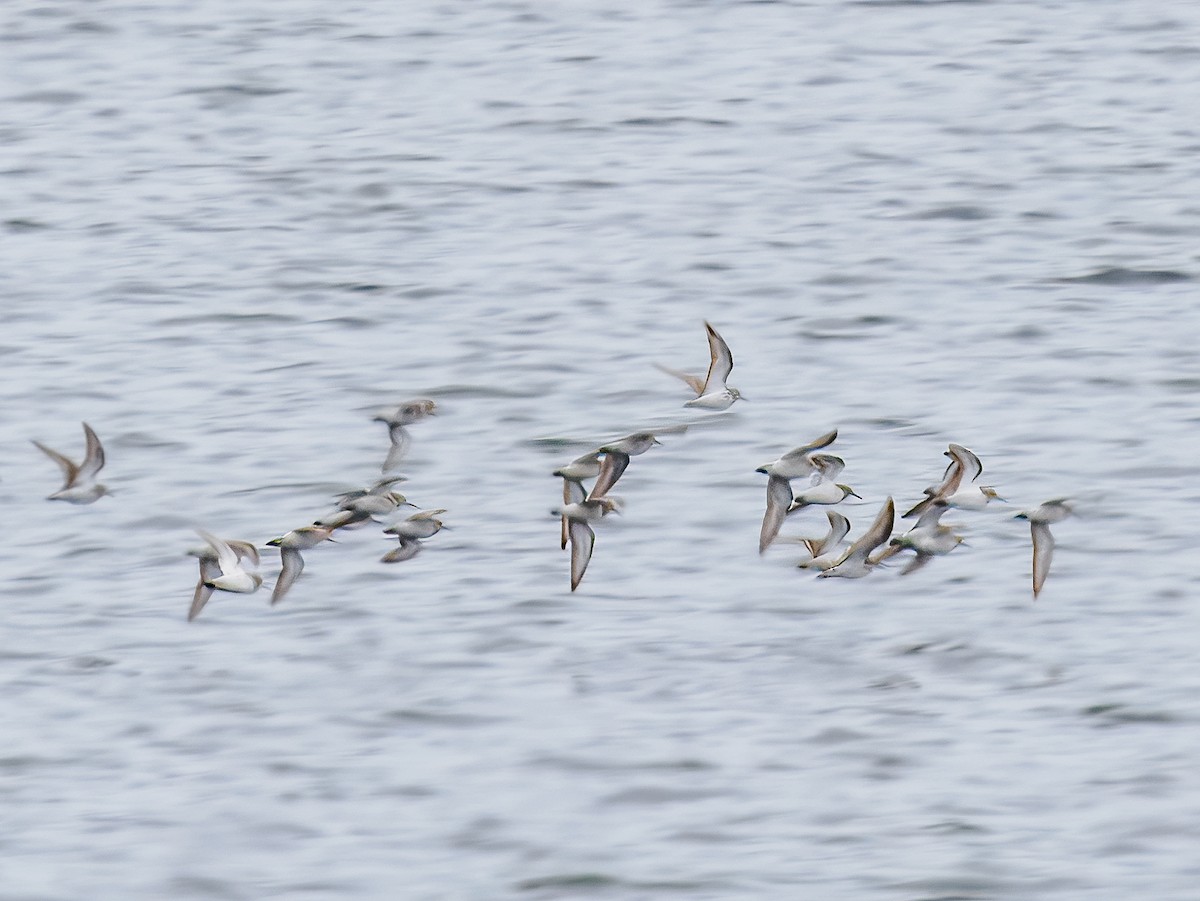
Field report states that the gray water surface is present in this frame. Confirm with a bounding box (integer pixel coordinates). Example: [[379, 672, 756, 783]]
[[3, 2, 1200, 899]]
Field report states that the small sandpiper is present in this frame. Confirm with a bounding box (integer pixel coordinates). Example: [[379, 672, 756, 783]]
[[187, 536, 260, 621], [265, 523, 338, 605], [33, 422, 111, 504], [658, 321, 743, 410], [1015, 499, 1072, 598]]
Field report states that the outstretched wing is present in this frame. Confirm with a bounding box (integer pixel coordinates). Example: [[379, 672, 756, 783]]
[[654, 363, 706, 396], [79, 422, 106, 480], [569, 519, 596, 591], [33, 440, 80, 488], [759, 475, 793, 554], [701, 321, 734, 393], [1031, 522, 1055, 598], [589, 451, 630, 501], [272, 547, 305, 605]]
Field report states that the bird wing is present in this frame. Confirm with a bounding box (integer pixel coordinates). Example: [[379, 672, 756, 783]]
[[79, 422, 106, 480], [227, 539, 260, 566], [701, 321, 734, 393], [947, 444, 983, 483], [825, 510, 852, 548], [900, 554, 933, 576], [1031, 522, 1055, 598], [188, 558, 222, 621], [843, 497, 895, 565], [33, 440, 80, 488], [654, 363, 706, 396], [791, 428, 838, 457], [382, 424, 410, 473], [272, 547, 305, 605], [561, 479, 586, 549], [196, 529, 238, 575], [569, 519, 596, 591], [589, 451, 630, 501], [759, 474, 794, 554], [810, 453, 845, 481], [914, 505, 949, 530]]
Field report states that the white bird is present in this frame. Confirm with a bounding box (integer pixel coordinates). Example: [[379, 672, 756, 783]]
[[265, 523, 337, 605], [554, 451, 604, 550], [32, 422, 111, 504], [374, 398, 437, 473], [873, 505, 964, 575], [187, 537, 260, 621], [796, 511, 852, 572], [787, 479, 860, 515], [335, 477, 413, 523], [818, 497, 895, 579], [1015, 499, 1072, 598], [195, 529, 264, 596], [755, 429, 838, 480], [554, 480, 621, 592], [659, 321, 743, 410], [381, 509, 448, 563], [903, 444, 1001, 518]]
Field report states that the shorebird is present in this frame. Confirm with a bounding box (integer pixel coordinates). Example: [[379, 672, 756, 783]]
[[195, 529, 263, 598], [796, 510, 852, 572], [818, 497, 895, 579], [903, 443, 1002, 518], [756, 429, 838, 480], [334, 477, 413, 523], [590, 431, 664, 500], [265, 523, 337, 605], [381, 509, 447, 563], [187, 536, 260, 621], [374, 398, 437, 473], [32, 422, 111, 504], [787, 479, 860, 515], [554, 451, 603, 550], [873, 505, 964, 576], [1015, 499, 1072, 598], [554, 480, 620, 592], [658, 321, 743, 410], [760, 464, 857, 554]]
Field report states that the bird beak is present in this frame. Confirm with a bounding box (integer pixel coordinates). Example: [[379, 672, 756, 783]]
[[849, 490, 863, 499]]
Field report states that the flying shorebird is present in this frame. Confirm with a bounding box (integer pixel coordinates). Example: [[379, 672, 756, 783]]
[[265, 523, 338, 605], [555, 480, 621, 592], [756, 429, 839, 480], [795, 510, 852, 572], [818, 497, 895, 579], [873, 504, 964, 576], [657, 321, 743, 410], [553, 451, 604, 549], [760, 460, 857, 554], [195, 529, 264, 598], [334, 476, 413, 524], [1015, 499, 1072, 598], [32, 422, 111, 504], [381, 508, 447, 563], [187, 536, 260, 621], [903, 443, 1002, 518], [374, 398, 437, 473]]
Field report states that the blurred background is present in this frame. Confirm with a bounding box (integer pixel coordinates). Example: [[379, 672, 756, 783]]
[[2, 1, 1199, 898]]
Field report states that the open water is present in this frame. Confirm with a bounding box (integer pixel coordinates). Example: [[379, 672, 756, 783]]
[[2, 1, 1200, 898]]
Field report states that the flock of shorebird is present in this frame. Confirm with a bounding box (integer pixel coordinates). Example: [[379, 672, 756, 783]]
[[32, 402, 445, 621], [32, 322, 1072, 614]]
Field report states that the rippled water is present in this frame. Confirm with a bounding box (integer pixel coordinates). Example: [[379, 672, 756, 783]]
[[3, 2, 1200, 899]]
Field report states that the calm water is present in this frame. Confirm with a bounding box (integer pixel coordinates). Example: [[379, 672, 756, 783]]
[[3, 2, 1200, 899]]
